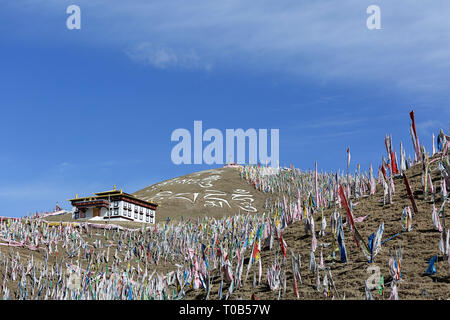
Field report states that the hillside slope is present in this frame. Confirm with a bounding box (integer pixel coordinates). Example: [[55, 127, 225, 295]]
[[133, 167, 268, 223], [1, 155, 447, 300], [182, 158, 449, 300]]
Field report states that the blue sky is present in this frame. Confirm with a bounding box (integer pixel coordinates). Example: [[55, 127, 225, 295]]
[[1, 1, 449, 216]]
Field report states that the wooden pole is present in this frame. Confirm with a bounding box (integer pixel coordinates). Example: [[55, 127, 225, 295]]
[[403, 173, 419, 215]]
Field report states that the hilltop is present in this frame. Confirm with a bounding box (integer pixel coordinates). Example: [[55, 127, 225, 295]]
[[0, 133, 448, 300], [43, 156, 450, 300], [132, 167, 268, 223]]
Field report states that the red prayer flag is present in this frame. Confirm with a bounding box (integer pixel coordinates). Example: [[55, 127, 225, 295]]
[[338, 185, 354, 229], [403, 173, 419, 215], [279, 234, 287, 258], [409, 110, 418, 141]]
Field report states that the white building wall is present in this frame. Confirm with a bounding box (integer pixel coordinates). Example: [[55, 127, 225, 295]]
[[75, 207, 94, 219], [76, 199, 155, 224], [119, 200, 124, 217], [100, 207, 108, 217], [86, 208, 93, 219]]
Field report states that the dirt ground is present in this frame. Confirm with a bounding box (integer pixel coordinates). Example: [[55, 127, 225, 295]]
[[183, 159, 450, 300], [133, 167, 268, 223], [6, 159, 450, 300]]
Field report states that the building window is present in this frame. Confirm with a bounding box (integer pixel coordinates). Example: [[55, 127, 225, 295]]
[[114, 201, 118, 207], [139, 214, 143, 221], [145, 215, 149, 222], [114, 209, 118, 215]]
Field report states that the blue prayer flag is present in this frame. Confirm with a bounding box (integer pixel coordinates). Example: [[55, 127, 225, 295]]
[[425, 255, 437, 275]]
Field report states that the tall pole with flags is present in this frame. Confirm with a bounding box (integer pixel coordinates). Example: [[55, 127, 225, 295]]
[[108, 193, 111, 224]]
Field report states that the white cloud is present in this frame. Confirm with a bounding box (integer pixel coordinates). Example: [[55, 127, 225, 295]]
[[57, 162, 72, 173], [303, 118, 368, 129], [417, 119, 449, 138], [126, 43, 212, 70], [7, 1, 450, 95]]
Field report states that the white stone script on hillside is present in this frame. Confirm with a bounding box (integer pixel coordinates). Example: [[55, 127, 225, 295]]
[[139, 171, 257, 212]]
